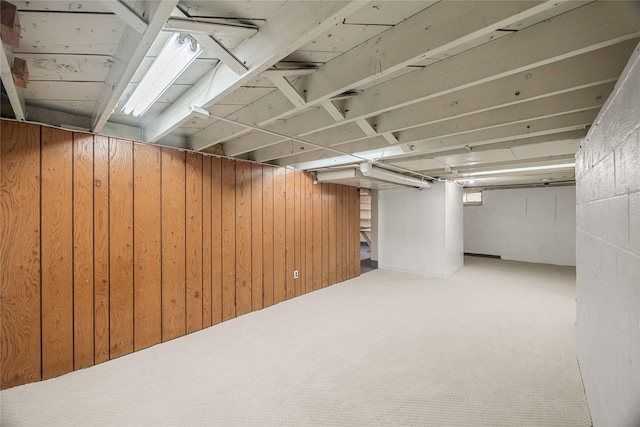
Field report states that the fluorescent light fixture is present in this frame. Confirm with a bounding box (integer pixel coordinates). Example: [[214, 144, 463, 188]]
[[315, 169, 357, 182], [463, 162, 575, 177], [360, 162, 432, 189], [292, 146, 405, 170], [122, 33, 202, 117]]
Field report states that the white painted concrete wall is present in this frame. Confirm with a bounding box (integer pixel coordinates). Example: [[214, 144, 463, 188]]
[[576, 42, 640, 427], [444, 181, 464, 277], [464, 186, 576, 266], [378, 181, 463, 278]]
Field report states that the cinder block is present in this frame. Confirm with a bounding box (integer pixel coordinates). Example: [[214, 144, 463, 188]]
[[576, 167, 595, 205], [589, 52, 640, 165], [615, 129, 640, 195], [630, 192, 640, 254], [616, 250, 640, 318], [592, 239, 617, 286], [575, 144, 590, 180], [589, 195, 630, 250], [615, 309, 640, 427]]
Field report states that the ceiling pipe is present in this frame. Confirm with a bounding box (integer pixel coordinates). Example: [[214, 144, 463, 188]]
[[360, 163, 432, 189]]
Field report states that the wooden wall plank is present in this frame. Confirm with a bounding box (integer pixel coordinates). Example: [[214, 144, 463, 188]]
[[328, 184, 337, 285], [73, 133, 94, 369], [133, 143, 161, 351], [321, 184, 329, 288], [109, 139, 134, 359], [186, 153, 203, 333], [336, 185, 344, 284], [41, 126, 74, 379], [235, 161, 252, 316], [285, 169, 295, 300], [221, 158, 236, 321], [262, 166, 274, 308], [1, 121, 41, 388], [1, 121, 368, 389], [273, 168, 286, 304], [304, 173, 313, 294], [295, 171, 302, 297], [211, 157, 223, 325], [202, 157, 212, 328], [312, 179, 322, 291], [347, 189, 356, 278], [251, 164, 263, 311], [161, 148, 186, 341], [93, 135, 110, 364]]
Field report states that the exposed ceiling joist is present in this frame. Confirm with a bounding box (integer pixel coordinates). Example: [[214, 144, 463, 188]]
[[221, 2, 640, 159], [276, 108, 599, 167], [194, 0, 571, 152], [192, 34, 246, 75], [269, 75, 306, 107], [257, 41, 630, 163], [0, 42, 26, 120], [100, 0, 148, 35], [252, 81, 611, 164], [163, 17, 258, 39], [144, 1, 370, 143], [381, 129, 587, 163], [91, 0, 178, 133]]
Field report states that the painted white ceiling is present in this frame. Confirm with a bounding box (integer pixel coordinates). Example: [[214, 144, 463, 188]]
[[2, 0, 640, 190]]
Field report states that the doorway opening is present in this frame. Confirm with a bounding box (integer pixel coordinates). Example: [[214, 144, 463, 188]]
[[360, 189, 376, 274]]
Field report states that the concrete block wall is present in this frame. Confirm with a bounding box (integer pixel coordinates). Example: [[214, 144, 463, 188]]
[[464, 186, 576, 266], [576, 42, 640, 427]]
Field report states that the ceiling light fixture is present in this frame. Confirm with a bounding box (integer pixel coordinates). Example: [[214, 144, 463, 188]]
[[463, 162, 575, 177], [122, 33, 202, 117]]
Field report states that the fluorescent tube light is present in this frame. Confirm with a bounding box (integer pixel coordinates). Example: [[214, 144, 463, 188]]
[[463, 162, 575, 177], [360, 162, 432, 189], [315, 169, 357, 182], [122, 33, 202, 117], [291, 146, 405, 170]]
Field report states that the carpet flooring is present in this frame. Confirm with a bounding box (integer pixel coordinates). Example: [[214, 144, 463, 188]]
[[0, 257, 591, 426]]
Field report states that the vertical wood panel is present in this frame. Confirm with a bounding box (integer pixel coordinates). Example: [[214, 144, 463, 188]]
[[235, 161, 252, 316], [344, 188, 354, 279], [109, 139, 134, 359], [285, 169, 295, 300], [73, 133, 94, 369], [251, 164, 263, 311], [221, 159, 236, 321], [161, 148, 186, 341], [312, 180, 322, 291], [328, 184, 337, 285], [1, 121, 41, 388], [273, 168, 286, 303], [295, 172, 303, 297], [186, 153, 203, 333], [321, 184, 329, 288], [202, 157, 212, 328], [336, 185, 344, 284], [93, 135, 110, 364], [41, 126, 74, 379], [304, 173, 313, 294], [262, 166, 274, 308], [352, 188, 358, 278], [211, 157, 223, 325], [133, 143, 161, 351]]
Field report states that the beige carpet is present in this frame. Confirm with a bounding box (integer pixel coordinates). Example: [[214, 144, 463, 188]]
[[0, 257, 591, 426]]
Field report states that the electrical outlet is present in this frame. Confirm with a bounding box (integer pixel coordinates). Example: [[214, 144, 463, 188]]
[[293, 270, 299, 279]]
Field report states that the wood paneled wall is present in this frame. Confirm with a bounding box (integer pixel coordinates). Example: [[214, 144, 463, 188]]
[[1, 120, 361, 389]]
